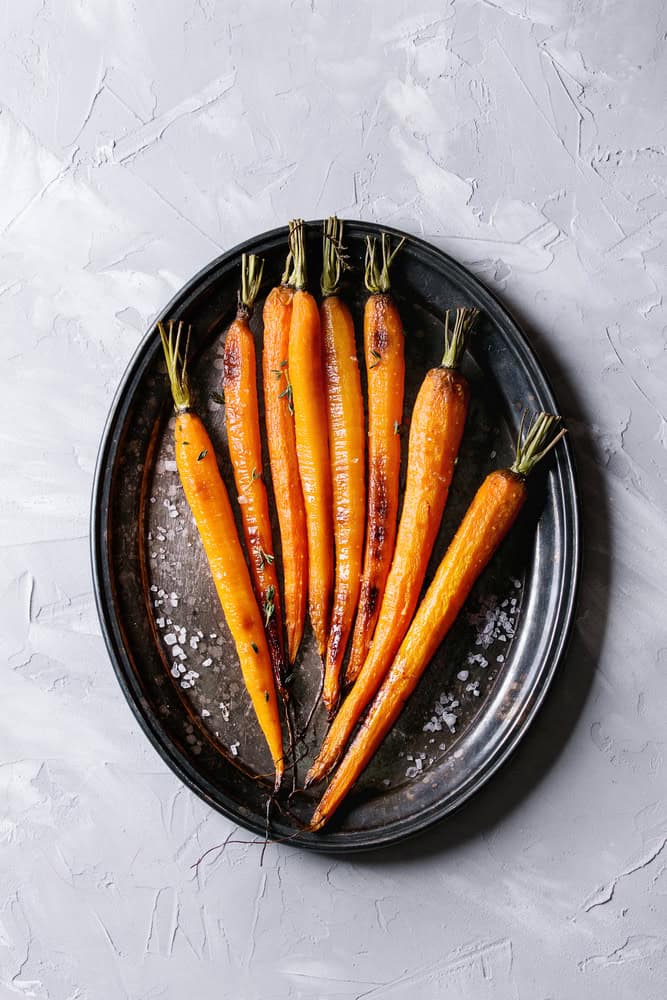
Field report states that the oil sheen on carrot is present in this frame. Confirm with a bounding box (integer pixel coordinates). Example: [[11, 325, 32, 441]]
[[346, 236, 405, 685], [287, 221, 334, 658], [262, 279, 308, 665], [321, 218, 366, 713]]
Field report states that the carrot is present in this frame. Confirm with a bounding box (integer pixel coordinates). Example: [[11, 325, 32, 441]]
[[223, 254, 287, 694], [320, 218, 366, 714], [287, 220, 334, 658], [307, 307, 479, 783], [262, 248, 308, 665], [309, 412, 566, 829], [158, 321, 284, 790], [344, 233, 406, 686]]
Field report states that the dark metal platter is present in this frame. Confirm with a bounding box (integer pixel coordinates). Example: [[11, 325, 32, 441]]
[[91, 221, 580, 852]]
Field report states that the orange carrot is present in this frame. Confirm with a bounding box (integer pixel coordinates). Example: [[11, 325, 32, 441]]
[[287, 220, 333, 658], [310, 413, 566, 829], [308, 307, 479, 782], [262, 249, 308, 665], [345, 234, 405, 686], [223, 254, 287, 694], [320, 218, 366, 714], [159, 321, 284, 790]]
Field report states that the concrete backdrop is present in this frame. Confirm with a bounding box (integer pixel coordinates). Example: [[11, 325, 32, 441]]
[[1, 1, 666, 997]]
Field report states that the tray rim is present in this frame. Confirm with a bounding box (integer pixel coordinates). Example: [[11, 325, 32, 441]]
[[90, 219, 582, 853]]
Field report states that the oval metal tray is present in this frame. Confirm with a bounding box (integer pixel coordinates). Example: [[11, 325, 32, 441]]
[[91, 221, 580, 852]]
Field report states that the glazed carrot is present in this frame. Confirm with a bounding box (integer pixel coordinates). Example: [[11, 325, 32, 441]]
[[345, 234, 406, 686], [308, 307, 479, 783], [223, 254, 287, 694], [159, 322, 284, 790], [310, 413, 566, 829], [262, 248, 308, 665], [320, 218, 366, 714], [287, 220, 333, 658]]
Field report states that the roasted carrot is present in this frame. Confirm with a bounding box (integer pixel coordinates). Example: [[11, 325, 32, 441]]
[[310, 413, 566, 829], [287, 220, 333, 658], [262, 248, 308, 665], [159, 322, 284, 790], [345, 234, 406, 686], [223, 254, 287, 694], [308, 307, 479, 783], [320, 218, 366, 714]]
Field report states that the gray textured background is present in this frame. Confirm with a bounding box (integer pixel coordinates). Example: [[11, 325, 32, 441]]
[[1, 2, 666, 997]]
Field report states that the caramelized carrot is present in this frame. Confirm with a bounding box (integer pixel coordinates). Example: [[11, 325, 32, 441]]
[[345, 234, 405, 686], [310, 413, 566, 829], [262, 249, 308, 665], [223, 254, 286, 693], [287, 220, 333, 658], [320, 218, 366, 714], [159, 322, 284, 790], [308, 307, 479, 782]]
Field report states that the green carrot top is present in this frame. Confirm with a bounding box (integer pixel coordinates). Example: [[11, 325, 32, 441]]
[[321, 216, 350, 297], [159, 320, 191, 412], [441, 307, 480, 370], [364, 232, 405, 295], [511, 411, 566, 477]]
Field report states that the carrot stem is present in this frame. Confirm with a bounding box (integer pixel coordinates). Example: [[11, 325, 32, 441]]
[[441, 306, 479, 369], [364, 232, 405, 294]]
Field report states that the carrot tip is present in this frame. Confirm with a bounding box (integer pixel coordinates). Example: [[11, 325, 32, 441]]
[[308, 810, 326, 833]]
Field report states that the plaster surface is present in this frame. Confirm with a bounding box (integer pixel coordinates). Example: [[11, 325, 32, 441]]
[[1, 2, 666, 997]]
